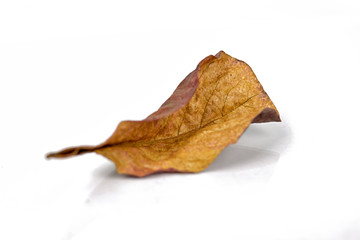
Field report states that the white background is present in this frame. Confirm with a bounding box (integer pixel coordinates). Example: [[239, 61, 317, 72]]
[[1, 0, 360, 239]]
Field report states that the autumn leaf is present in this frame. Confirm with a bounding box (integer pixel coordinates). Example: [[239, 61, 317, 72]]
[[46, 51, 281, 177]]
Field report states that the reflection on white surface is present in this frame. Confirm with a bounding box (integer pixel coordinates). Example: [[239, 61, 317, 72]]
[[237, 122, 292, 153], [207, 145, 279, 179], [64, 122, 291, 240], [86, 146, 280, 202]]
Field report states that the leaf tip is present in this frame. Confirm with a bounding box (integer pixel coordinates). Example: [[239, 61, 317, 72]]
[[252, 107, 281, 123]]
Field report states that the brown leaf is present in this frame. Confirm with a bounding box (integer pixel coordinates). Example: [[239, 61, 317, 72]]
[[46, 51, 281, 177]]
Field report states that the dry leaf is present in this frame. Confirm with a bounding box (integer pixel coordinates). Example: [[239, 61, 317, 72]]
[[47, 51, 281, 177]]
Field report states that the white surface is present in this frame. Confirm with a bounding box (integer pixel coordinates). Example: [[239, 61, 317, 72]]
[[1, 1, 360, 239]]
